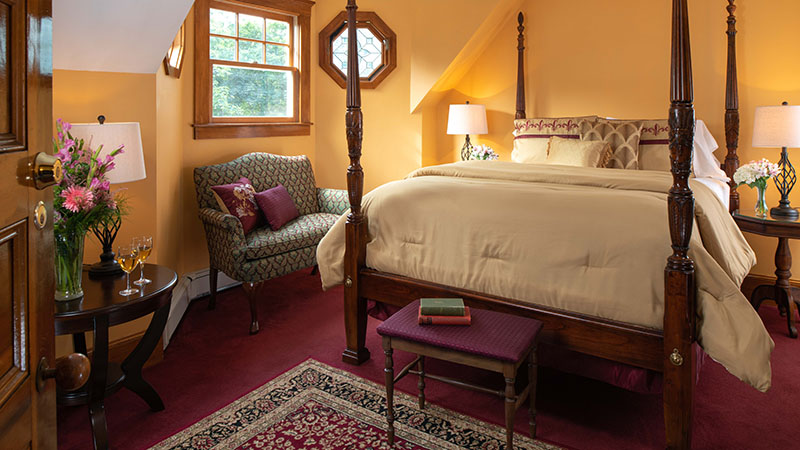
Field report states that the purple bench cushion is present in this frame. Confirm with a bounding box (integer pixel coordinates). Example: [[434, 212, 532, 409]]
[[376, 300, 543, 363]]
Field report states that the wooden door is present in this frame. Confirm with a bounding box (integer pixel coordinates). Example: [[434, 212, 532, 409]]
[[0, 0, 57, 448]]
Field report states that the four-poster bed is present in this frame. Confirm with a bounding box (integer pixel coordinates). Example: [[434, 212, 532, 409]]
[[333, 1, 756, 448]]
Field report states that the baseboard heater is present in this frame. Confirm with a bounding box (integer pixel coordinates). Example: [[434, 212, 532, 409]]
[[163, 268, 240, 349]]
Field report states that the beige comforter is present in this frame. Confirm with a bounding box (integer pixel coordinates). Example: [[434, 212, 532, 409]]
[[317, 161, 773, 391]]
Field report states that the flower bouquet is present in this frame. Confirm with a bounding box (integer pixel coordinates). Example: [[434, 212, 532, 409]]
[[53, 119, 125, 301], [733, 158, 780, 218], [469, 144, 499, 161]]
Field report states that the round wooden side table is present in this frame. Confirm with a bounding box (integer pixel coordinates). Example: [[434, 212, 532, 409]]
[[55, 264, 177, 450], [733, 211, 800, 338]]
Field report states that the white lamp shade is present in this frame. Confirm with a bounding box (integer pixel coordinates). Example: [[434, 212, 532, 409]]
[[69, 122, 146, 184], [446, 104, 488, 135], [752, 104, 800, 148]]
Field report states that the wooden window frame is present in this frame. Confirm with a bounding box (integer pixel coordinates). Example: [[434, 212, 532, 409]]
[[194, 0, 314, 139], [319, 11, 396, 89]]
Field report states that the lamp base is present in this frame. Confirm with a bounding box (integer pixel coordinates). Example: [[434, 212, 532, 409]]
[[88, 259, 123, 277], [770, 205, 799, 221]]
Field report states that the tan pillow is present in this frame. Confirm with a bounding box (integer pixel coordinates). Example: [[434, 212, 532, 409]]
[[579, 119, 643, 169], [512, 116, 598, 163], [545, 136, 612, 168]]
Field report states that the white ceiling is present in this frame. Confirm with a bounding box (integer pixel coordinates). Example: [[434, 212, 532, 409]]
[[53, 0, 194, 73]]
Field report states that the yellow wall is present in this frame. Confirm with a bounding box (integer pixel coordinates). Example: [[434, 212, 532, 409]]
[[437, 0, 800, 278]]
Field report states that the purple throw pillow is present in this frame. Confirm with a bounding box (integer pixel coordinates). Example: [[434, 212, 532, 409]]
[[210, 177, 265, 234], [254, 184, 299, 230]]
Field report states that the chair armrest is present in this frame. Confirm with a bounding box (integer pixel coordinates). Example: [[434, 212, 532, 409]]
[[198, 208, 247, 270], [317, 188, 350, 215]]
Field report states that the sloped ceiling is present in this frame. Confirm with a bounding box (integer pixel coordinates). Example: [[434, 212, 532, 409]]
[[53, 0, 194, 73]]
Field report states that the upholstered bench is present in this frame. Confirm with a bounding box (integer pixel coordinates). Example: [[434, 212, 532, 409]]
[[376, 300, 543, 449]]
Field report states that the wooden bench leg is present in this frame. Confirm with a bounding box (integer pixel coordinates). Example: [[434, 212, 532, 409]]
[[382, 337, 395, 445], [417, 356, 425, 409], [504, 366, 516, 450], [528, 347, 538, 439]]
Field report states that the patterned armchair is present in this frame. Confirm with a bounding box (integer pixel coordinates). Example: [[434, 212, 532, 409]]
[[194, 153, 348, 334]]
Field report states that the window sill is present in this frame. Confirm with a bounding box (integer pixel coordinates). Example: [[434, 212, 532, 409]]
[[193, 122, 312, 140]]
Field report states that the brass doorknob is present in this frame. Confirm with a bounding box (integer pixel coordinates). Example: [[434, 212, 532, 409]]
[[36, 354, 91, 392], [31, 152, 63, 190]]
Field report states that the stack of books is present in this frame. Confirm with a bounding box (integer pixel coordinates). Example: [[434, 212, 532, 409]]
[[418, 298, 471, 325]]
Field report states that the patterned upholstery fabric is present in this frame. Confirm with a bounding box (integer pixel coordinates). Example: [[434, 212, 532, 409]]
[[194, 153, 319, 216], [579, 119, 643, 170], [636, 119, 671, 171], [317, 188, 350, 215], [511, 116, 598, 164], [377, 300, 543, 363], [194, 153, 347, 284], [244, 213, 338, 260]]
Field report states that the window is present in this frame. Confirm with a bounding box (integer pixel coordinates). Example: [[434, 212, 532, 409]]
[[194, 0, 313, 139], [319, 11, 396, 89]]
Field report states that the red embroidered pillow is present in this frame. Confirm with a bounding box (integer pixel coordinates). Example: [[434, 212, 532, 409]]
[[254, 184, 300, 230], [210, 177, 265, 234]]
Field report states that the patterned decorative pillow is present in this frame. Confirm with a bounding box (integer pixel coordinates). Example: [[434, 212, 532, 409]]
[[254, 184, 300, 231], [511, 116, 598, 163], [637, 119, 671, 171], [211, 177, 265, 234], [579, 119, 643, 169], [545, 136, 612, 168]]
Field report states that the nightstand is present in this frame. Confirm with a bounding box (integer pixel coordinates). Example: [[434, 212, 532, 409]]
[[733, 211, 800, 338]]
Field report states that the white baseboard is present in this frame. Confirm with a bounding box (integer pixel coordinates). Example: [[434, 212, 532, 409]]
[[162, 268, 241, 349]]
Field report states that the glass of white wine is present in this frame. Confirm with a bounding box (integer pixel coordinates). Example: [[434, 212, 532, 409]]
[[117, 245, 140, 296], [132, 236, 153, 286]]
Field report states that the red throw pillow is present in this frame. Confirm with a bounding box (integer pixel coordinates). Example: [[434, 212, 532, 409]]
[[254, 184, 300, 230], [210, 177, 265, 234]]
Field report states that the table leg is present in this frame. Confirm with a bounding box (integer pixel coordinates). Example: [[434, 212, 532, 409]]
[[120, 303, 169, 411], [90, 315, 109, 450], [775, 237, 797, 338], [750, 238, 798, 338], [73, 333, 87, 355]]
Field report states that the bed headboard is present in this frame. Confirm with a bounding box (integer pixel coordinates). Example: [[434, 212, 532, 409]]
[[513, 5, 741, 214]]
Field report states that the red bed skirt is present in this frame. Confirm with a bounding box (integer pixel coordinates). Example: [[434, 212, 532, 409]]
[[367, 300, 707, 394]]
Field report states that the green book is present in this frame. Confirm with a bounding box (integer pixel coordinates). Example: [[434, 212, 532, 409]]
[[419, 298, 465, 316]]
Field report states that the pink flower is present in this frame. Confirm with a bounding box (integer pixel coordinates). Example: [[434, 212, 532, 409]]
[[61, 186, 95, 212]]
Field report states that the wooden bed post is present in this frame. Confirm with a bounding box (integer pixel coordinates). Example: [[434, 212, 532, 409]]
[[665, 0, 697, 448], [342, 0, 370, 365], [515, 12, 526, 120], [724, 0, 740, 213]]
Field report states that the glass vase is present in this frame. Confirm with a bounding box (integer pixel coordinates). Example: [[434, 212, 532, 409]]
[[55, 227, 86, 301], [755, 184, 768, 218]]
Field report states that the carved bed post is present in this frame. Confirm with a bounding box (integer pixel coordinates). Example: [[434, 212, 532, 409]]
[[665, 0, 696, 448], [342, 0, 370, 365], [724, 0, 740, 213], [515, 12, 526, 120]]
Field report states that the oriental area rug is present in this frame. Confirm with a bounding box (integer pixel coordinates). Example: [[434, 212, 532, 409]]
[[150, 359, 559, 450]]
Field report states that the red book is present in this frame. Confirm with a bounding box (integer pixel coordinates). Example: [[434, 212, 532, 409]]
[[418, 307, 471, 325]]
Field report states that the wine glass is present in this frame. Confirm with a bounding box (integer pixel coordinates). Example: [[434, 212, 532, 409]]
[[132, 236, 153, 286], [116, 245, 139, 296]]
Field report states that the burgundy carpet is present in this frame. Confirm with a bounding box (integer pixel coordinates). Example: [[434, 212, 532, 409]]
[[57, 269, 800, 449]]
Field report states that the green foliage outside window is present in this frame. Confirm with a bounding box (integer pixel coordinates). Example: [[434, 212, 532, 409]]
[[212, 65, 290, 117]]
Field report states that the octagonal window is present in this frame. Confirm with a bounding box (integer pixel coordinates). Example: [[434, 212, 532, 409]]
[[320, 11, 396, 89]]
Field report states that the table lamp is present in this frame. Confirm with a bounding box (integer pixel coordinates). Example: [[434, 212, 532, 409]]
[[752, 102, 800, 220], [447, 101, 488, 161], [70, 116, 147, 276]]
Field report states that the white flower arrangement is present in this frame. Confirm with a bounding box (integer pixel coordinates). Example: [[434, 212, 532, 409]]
[[469, 144, 499, 161], [733, 158, 780, 189]]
